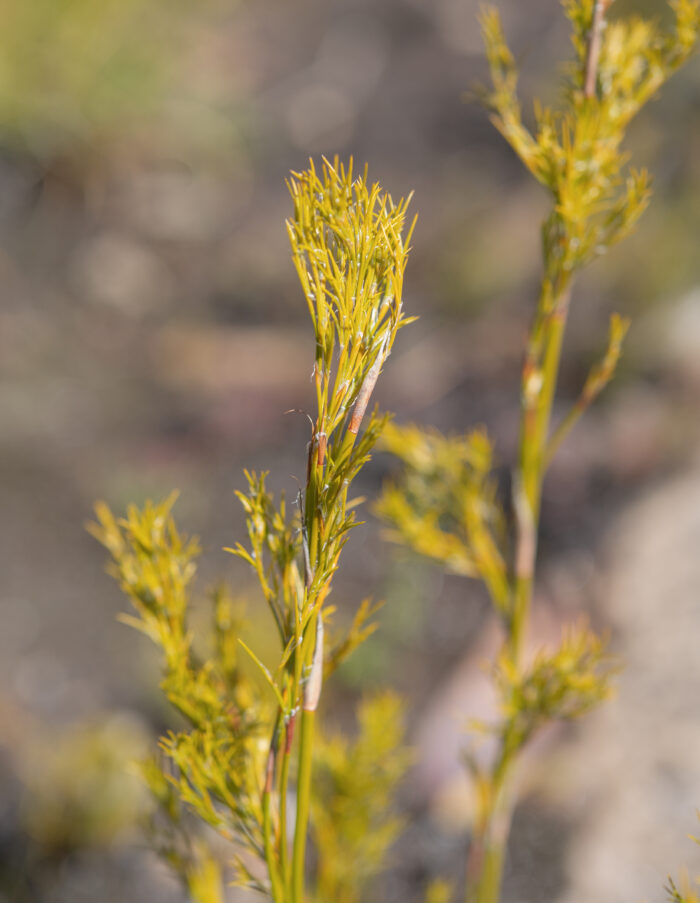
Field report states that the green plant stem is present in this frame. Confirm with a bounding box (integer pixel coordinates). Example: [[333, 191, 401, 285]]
[[468, 842, 504, 903], [466, 276, 572, 903], [290, 424, 324, 903], [466, 746, 515, 903], [280, 723, 293, 891], [511, 279, 571, 662], [291, 405, 364, 902], [292, 702, 316, 903], [263, 741, 284, 903], [291, 603, 327, 902]]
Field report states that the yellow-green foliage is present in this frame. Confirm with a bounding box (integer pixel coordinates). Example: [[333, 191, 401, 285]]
[[91, 159, 415, 903], [224, 156, 415, 734], [140, 755, 226, 903], [379, 0, 700, 737], [323, 597, 385, 679], [666, 822, 700, 903], [481, 0, 699, 272], [227, 470, 302, 650], [186, 855, 226, 903], [425, 880, 455, 903], [21, 716, 148, 854], [233, 158, 415, 903], [492, 624, 615, 757], [377, 422, 509, 611], [378, 5, 700, 903], [311, 693, 411, 903], [668, 877, 700, 903], [89, 496, 265, 900], [287, 158, 416, 450], [86, 5, 700, 896]]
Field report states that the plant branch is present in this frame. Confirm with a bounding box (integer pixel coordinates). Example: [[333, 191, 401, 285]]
[[465, 275, 571, 903], [279, 711, 295, 891], [262, 720, 284, 902], [584, 0, 612, 99], [544, 312, 629, 468]]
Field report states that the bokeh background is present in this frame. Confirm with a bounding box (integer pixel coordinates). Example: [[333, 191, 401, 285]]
[[2, 1, 700, 901]]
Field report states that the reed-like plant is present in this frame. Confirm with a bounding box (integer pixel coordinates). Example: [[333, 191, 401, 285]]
[[377, 2, 700, 902], [90, 158, 415, 902], [89, 3, 700, 901]]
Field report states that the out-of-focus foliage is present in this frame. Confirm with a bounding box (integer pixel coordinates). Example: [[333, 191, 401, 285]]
[[379, 4, 700, 903], [324, 597, 385, 679], [0, 0, 217, 156], [425, 880, 455, 903], [546, 311, 631, 463], [91, 159, 415, 903], [491, 624, 615, 755], [377, 422, 509, 611], [480, 0, 699, 271], [140, 755, 226, 903], [668, 877, 700, 903], [666, 821, 700, 903], [311, 693, 411, 903], [379, 0, 700, 747], [21, 715, 148, 854]]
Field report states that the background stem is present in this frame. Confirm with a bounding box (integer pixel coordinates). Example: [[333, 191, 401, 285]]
[[465, 278, 571, 903], [292, 703, 316, 903], [263, 742, 284, 903]]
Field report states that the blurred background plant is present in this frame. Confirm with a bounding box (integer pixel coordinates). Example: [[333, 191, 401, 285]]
[[666, 822, 700, 903], [377, 2, 700, 901], [2, 0, 700, 901]]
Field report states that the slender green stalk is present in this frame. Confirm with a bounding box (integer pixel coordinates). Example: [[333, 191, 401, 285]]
[[291, 430, 325, 903], [279, 717, 294, 890], [292, 705, 316, 903], [291, 324, 382, 900], [466, 278, 572, 903], [465, 0, 666, 890], [511, 279, 571, 662], [263, 787, 284, 902], [263, 720, 284, 903], [466, 741, 517, 903], [376, 4, 698, 901]]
